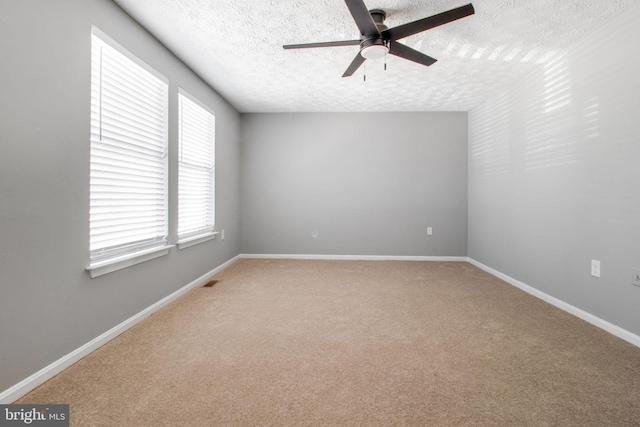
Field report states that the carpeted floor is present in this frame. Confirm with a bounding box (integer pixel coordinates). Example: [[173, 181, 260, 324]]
[[17, 259, 640, 426]]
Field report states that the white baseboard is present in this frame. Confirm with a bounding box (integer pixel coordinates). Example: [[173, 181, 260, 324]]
[[467, 257, 640, 349], [240, 254, 468, 262], [0, 255, 240, 404]]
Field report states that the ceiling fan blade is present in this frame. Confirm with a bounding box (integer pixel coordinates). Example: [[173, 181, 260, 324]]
[[383, 3, 475, 41], [344, 0, 380, 37], [342, 52, 365, 77], [389, 42, 437, 67], [283, 40, 361, 49]]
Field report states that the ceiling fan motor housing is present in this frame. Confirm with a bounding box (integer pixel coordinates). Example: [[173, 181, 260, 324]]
[[369, 9, 388, 28], [360, 9, 389, 59]]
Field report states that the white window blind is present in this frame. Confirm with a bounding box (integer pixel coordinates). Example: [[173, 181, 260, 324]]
[[89, 31, 168, 263], [178, 91, 215, 241]]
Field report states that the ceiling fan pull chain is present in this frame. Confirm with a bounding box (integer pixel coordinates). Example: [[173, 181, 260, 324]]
[[384, 52, 387, 71], [363, 61, 366, 82]]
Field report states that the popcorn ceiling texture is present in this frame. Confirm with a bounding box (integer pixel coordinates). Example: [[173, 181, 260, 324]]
[[114, 0, 640, 112]]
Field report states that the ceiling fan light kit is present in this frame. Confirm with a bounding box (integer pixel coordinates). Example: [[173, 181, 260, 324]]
[[360, 40, 388, 60], [283, 0, 475, 77]]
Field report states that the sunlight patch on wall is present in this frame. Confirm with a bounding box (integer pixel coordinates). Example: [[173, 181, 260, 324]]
[[523, 53, 581, 171], [583, 97, 600, 139], [469, 90, 511, 178], [544, 54, 572, 113]]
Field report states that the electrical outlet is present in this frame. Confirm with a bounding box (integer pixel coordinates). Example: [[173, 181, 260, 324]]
[[221, 229, 225, 240], [591, 260, 601, 278], [632, 268, 640, 287], [427, 227, 433, 236]]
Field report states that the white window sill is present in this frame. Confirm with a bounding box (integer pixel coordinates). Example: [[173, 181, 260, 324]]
[[86, 245, 174, 278], [177, 231, 219, 250]]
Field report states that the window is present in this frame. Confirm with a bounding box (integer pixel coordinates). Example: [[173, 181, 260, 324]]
[[177, 90, 216, 247], [88, 29, 169, 276]]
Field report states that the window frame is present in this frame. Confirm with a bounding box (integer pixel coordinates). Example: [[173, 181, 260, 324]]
[[87, 27, 172, 277], [176, 88, 217, 249]]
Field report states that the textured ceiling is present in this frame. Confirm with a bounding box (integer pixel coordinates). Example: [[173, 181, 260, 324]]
[[113, 0, 640, 112]]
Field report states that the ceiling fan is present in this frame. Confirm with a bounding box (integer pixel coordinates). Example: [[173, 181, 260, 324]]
[[283, 1, 475, 77]]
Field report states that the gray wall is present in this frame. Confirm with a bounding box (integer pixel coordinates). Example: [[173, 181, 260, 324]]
[[240, 113, 468, 256], [468, 5, 640, 335], [0, 0, 241, 392]]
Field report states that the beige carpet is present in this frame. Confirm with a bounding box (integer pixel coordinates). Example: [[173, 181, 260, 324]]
[[17, 260, 640, 426]]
